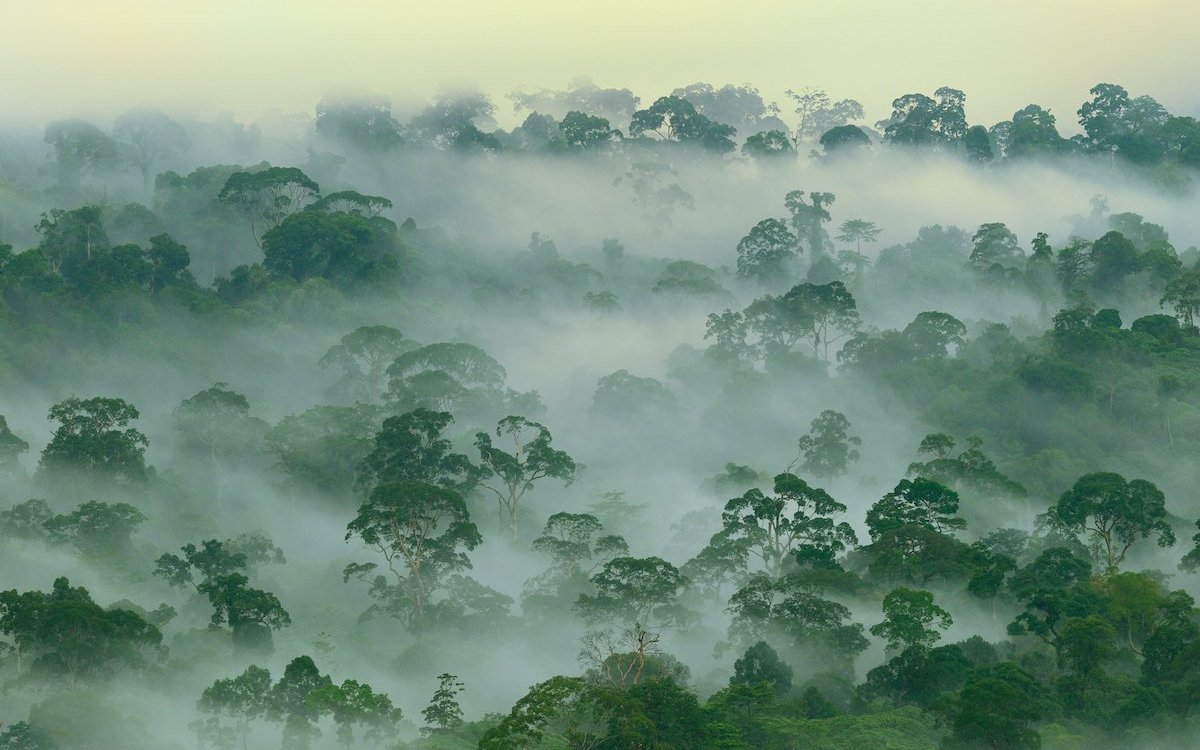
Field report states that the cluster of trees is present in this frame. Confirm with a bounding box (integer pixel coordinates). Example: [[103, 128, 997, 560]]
[[6, 75, 1200, 750]]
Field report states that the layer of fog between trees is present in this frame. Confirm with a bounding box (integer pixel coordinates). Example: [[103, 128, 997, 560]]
[[2, 80, 1200, 749]]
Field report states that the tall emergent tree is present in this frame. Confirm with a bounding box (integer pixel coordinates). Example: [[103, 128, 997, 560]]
[[37, 396, 150, 486], [1050, 472, 1174, 573], [476, 416, 578, 540], [174, 383, 269, 504], [217, 166, 320, 247], [836, 219, 882, 277], [710, 472, 857, 578], [343, 481, 482, 626], [793, 410, 861, 480]]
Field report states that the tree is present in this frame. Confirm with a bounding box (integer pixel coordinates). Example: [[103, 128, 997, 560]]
[[785, 87, 864, 143], [704, 309, 752, 363], [861, 644, 971, 707], [730, 640, 793, 697], [902, 311, 967, 358], [819, 125, 870, 155], [154, 538, 248, 591], [793, 410, 861, 479], [319, 324, 417, 400], [197, 664, 273, 750], [713, 472, 856, 577], [629, 95, 737, 153], [526, 512, 628, 604], [265, 404, 378, 496], [314, 95, 403, 151], [0, 415, 30, 475], [0, 498, 53, 540], [590, 370, 676, 418], [866, 478, 966, 540], [836, 219, 882, 277], [752, 281, 860, 361], [421, 673, 465, 733], [316, 678, 403, 745], [784, 190, 836, 257], [964, 124, 993, 162], [725, 573, 868, 672], [970, 222, 1024, 270], [0, 722, 55, 750], [1089, 230, 1140, 291], [1006, 104, 1071, 158], [475, 416, 578, 540], [44, 119, 119, 185], [735, 218, 800, 281], [217, 167, 320, 247], [879, 89, 968, 147], [0, 578, 162, 686], [37, 397, 149, 485], [270, 656, 333, 750], [939, 663, 1050, 750], [198, 573, 291, 652], [42, 501, 145, 558], [479, 676, 609, 750], [385, 342, 510, 413], [575, 556, 688, 628], [355, 409, 477, 494], [343, 481, 481, 626], [1161, 270, 1200, 328], [112, 108, 188, 192], [309, 191, 394, 219], [1077, 83, 1169, 163], [34, 205, 109, 277], [409, 91, 502, 152], [870, 587, 953, 652], [559, 111, 620, 151], [260, 210, 399, 288], [742, 130, 795, 160], [174, 383, 268, 504], [1051, 472, 1174, 573]]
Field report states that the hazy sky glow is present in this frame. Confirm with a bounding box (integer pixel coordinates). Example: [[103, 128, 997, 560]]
[[4, 0, 1198, 129]]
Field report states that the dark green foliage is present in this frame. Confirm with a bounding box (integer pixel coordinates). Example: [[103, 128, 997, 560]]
[[870, 588, 953, 651], [0, 416, 29, 474], [198, 573, 291, 651], [735, 218, 800, 281], [422, 673, 465, 733], [0, 578, 162, 685], [629, 95, 737, 153], [355, 409, 477, 494], [866, 478, 966, 540], [475, 416, 577, 539], [217, 166, 320, 247], [709, 472, 857, 578], [591, 370, 677, 417], [819, 124, 871, 154], [726, 573, 869, 673], [731, 640, 793, 697], [261, 210, 400, 289], [794, 410, 861, 479], [0, 722, 55, 750], [344, 481, 482, 626], [42, 501, 145, 558], [575, 556, 688, 627], [1050, 471, 1174, 572], [938, 663, 1052, 750], [37, 396, 149, 485], [0, 499, 53, 540]]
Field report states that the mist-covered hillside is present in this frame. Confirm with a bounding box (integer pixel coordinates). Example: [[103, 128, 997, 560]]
[[3, 78, 1200, 750]]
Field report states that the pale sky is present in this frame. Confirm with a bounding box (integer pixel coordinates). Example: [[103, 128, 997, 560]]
[[2, 0, 1197, 130]]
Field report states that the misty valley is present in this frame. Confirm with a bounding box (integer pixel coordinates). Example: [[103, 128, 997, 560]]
[[2, 80, 1200, 750]]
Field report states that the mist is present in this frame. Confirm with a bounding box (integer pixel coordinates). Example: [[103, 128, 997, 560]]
[[2, 62, 1200, 750]]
